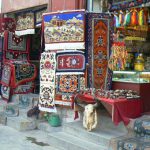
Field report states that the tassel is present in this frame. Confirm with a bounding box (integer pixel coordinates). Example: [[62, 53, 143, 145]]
[[131, 9, 138, 26], [139, 9, 144, 26], [124, 10, 131, 26]]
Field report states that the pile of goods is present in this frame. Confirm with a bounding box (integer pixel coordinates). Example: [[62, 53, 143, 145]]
[[96, 89, 140, 99]]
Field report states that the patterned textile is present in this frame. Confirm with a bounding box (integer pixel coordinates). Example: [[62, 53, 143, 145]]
[[0, 37, 3, 82], [43, 10, 85, 50], [15, 11, 35, 36], [134, 118, 150, 136], [55, 75, 85, 106], [1, 64, 11, 85], [1, 85, 10, 101], [56, 75, 80, 94], [40, 52, 56, 83], [3, 31, 29, 61], [35, 7, 47, 26], [11, 62, 36, 88], [117, 137, 150, 150], [86, 13, 113, 90], [56, 50, 85, 74], [0, 18, 16, 35], [12, 82, 34, 94], [39, 52, 56, 112]]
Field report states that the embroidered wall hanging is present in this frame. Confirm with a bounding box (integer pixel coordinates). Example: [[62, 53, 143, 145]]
[[1, 85, 10, 101], [12, 62, 36, 88], [86, 13, 113, 90], [35, 7, 47, 27], [43, 10, 85, 50], [40, 52, 56, 83], [0, 18, 16, 35], [15, 11, 35, 36], [39, 83, 56, 112], [55, 74, 85, 106], [56, 50, 85, 74], [1, 64, 12, 86], [3, 31, 30, 61], [56, 74, 80, 94], [12, 82, 34, 94], [7, 32, 27, 51], [39, 52, 57, 112], [5, 52, 28, 61], [0, 37, 3, 82]]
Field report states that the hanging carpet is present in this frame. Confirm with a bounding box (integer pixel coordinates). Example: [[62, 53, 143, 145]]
[[42, 10, 85, 50], [3, 31, 30, 61], [56, 50, 85, 74], [0, 18, 16, 35], [86, 13, 113, 90], [39, 52, 57, 112], [15, 11, 35, 36]]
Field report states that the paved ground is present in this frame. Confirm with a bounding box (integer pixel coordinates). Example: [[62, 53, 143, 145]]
[[0, 125, 60, 150]]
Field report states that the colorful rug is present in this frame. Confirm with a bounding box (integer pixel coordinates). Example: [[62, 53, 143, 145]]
[[86, 13, 113, 90], [11, 62, 37, 88], [35, 7, 47, 27], [1, 64, 12, 85], [0, 18, 16, 35], [40, 52, 56, 83], [15, 11, 35, 36], [1, 85, 10, 101], [55, 75, 86, 106], [43, 10, 85, 50], [12, 82, 34, 94], [56, 74, 80, 94], [134, 117, 150, 136], [56, 50, 85, 74], [39, 52, 56, 112], [0, 37, 3, 83], [3, 31, 29, 61], [117, 136, 150, 150]]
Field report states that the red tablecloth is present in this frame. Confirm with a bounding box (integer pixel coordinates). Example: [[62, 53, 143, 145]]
[[73, 93, 142, 126], [97, 97, 142, 126]]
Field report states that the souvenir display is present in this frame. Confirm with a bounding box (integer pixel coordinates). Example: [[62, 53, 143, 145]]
[[96, 89, 140, 99], [110, 0, 149, 11], [43, 10, 85, 50], [86, 13, 113, 90]]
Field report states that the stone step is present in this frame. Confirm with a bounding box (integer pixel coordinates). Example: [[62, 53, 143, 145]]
[[63, 121, 126, 147], [7, 115, 37, 131], [37, 122, 62, 133], [47, 131, 107, 150]]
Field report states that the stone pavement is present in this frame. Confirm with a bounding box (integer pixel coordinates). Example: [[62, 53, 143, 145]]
[[0, 125, 62, 150]]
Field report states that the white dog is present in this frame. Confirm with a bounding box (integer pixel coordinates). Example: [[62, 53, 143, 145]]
[[83, 104, 97, 131]]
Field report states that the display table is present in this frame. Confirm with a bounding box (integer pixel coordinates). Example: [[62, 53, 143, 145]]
[[74, 93, 142, 126], [96, 97, 142, 125]]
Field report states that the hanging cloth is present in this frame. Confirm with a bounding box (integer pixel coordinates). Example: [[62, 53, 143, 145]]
[[123, 10, 131, 26]]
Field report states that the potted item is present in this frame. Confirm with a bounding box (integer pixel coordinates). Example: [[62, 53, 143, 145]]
[[44, 113, 61, 127]]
